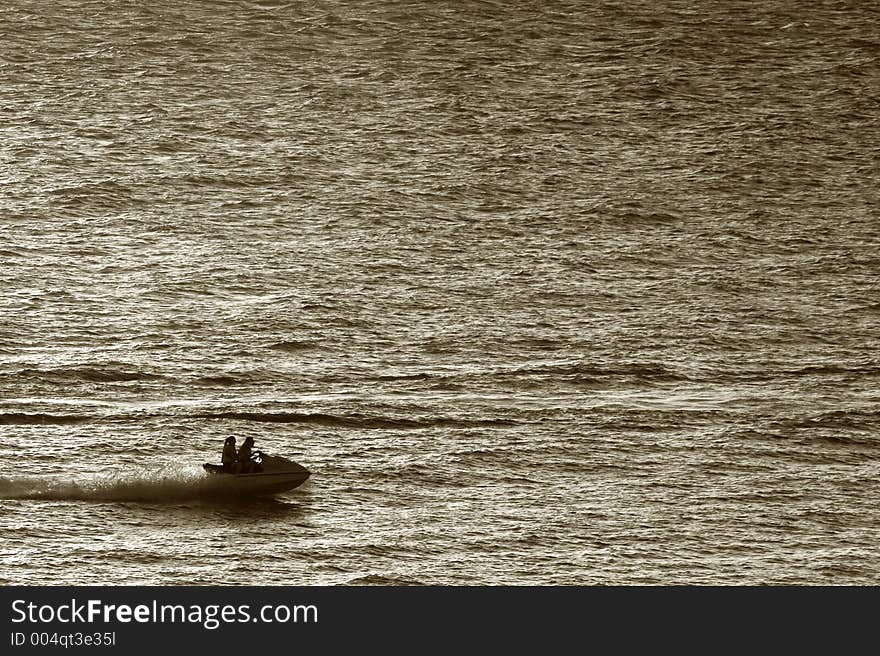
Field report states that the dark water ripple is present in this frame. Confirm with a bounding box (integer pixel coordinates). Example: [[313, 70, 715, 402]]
[[1, 0, 878, 585]]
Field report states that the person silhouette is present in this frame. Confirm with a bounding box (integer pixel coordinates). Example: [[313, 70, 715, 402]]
[[237, 435, 255, 473], [221, 436, 238, 473]]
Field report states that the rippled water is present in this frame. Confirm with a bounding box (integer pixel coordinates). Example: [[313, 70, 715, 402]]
[[1, 0, 878, 585]]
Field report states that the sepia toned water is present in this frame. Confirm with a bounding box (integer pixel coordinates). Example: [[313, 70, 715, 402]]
[[1, 0, 878, 585]]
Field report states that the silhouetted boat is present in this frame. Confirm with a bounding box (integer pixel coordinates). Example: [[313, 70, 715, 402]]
[[202, 451, 310, 496]]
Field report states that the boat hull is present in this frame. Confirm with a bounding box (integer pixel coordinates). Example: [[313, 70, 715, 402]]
[[201, 453, 310, 497], [200, 471, 310, 496]]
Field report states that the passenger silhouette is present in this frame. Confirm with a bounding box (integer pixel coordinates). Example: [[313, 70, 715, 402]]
[[221, 436, 238, 473], [237, 435, 255, 473]]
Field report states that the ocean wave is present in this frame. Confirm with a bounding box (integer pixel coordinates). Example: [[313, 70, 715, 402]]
[[76, 368, 164, 383], [371, 372, 433, 382], [17, 366, 164, 384], [193, 411, 516, 429], [267, 340, 319, 352], [370, 361, 692, 387], [790, 409, 880, 431], [491, 361, 691, 383], [193, 375, 247, 387], [781, 364, 880, 377], [0, 412, 91, 425]]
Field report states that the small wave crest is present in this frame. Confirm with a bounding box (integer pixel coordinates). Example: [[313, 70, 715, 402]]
[[0, 412, 90, 425], [194, 411, 515, 429], [17, 366, 164, 384], [785, 409, 880, 431], [267, 340, 319, 352], [0, 467, 223, 502]]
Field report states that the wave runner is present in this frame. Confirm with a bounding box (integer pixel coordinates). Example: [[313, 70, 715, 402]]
[[202, 451, 310, 497]]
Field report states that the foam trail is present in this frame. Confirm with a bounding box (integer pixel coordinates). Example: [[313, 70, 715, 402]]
[[0, 466, 222, 502]]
